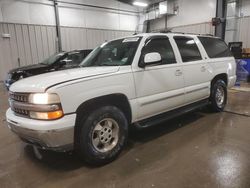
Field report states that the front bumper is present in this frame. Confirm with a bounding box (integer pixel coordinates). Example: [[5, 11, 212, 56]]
[[6, 108, 76, 151]]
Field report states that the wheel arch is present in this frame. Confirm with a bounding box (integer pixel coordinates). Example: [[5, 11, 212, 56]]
[[211, 73, 228, 87], [74, 93, 132, 133]]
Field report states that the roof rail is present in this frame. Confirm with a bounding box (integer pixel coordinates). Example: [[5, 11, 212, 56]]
[[151, 30, 215, 37], [149, 30, 171, 33]]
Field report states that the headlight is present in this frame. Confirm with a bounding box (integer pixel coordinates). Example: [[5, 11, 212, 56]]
[[28, 93, 63, 120], [29, 93, 60, 104]]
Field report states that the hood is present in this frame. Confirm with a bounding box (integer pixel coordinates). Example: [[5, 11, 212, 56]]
[[9, 64, 48, 74], [10, 66, 120, 93]]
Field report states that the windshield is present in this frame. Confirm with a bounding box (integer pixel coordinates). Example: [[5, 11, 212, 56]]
[[40, 52, 66, 65], [80, 37, 141, 67]]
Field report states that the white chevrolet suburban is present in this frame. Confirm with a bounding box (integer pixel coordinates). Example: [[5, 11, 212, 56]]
[[6, 33, 236, 165]]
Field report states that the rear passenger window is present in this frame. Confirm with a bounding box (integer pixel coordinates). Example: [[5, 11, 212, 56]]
[[198, 37, 232, 58], [142, 37, 176, 65], [174, 37, 202, 62]]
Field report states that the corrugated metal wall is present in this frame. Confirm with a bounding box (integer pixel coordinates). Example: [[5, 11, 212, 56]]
[[170, 22, 215, 35], [0, 23, 57, 81], [60, 26, 133, 51], [0, 22, 133, 81], [171, 19, 250, 48], [238, 16, 250, 48]]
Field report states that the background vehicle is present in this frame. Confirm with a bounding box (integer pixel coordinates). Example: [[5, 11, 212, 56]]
[[6, 33, 236, 165], [4, 49, 92, 89]]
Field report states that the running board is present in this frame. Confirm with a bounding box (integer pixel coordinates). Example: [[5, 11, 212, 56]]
[[134, 99, 209, 129]]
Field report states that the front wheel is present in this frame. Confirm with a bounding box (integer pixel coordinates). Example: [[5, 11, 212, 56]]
[[75, 106, 128, 165], [209, 79, 227, 112]]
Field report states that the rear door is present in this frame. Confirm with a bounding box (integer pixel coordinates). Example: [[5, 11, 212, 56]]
[[173, 36, 212, 104]]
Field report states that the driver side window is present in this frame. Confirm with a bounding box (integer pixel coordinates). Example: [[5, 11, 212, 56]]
[[142, 37, 176, 65]]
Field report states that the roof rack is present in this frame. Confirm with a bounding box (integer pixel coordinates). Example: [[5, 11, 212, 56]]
[[150, 29, 172, 33], [151, 30, 215, 37]]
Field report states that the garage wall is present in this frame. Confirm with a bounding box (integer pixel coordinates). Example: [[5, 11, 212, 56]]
[[148, 17, 167, 32], [170, 22, 215, 35], [167, 0, 216, 35], [142, 0, 216, 34], [0, 0, 56, 26], [237, 16, 250, 48], [0, 0, 139, 30], [0, 23, 58, 81], [58, 3, 139, 31], [237, 0, 250, 48], [240, 0, 250, 17], [167, 0, 216, 28], [61, 27, 133, 51], [224, 0, 250, 48], [0, 0, 139, 81]]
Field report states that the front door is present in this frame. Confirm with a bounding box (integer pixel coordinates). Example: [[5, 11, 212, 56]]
[[132, 36, 185, 120]]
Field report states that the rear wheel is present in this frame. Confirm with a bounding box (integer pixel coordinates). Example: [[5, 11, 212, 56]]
[[209, 79, 227, 112], [75, 106, 128, 165]]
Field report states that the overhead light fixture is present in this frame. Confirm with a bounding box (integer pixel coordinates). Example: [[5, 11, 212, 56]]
[[159, 1, 168, 15], [133, 1, 148, 7]]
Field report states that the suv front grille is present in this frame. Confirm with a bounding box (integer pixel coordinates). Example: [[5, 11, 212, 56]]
[[9, 92, 29, 117], [9, 92, 29, 103], [12, 107, 29, 117]]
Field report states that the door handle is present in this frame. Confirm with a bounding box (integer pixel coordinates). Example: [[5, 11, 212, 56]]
[[175, 69, 182, 76], [201, 66, 206, 72]]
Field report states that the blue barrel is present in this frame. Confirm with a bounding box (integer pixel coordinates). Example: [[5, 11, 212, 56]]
[[242, 59, 250, 82], [236, 59, 250, 82], [242, 59, 250, 74]]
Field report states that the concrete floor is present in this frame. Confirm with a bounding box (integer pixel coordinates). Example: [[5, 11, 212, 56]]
[[0, 83, 250, 188]]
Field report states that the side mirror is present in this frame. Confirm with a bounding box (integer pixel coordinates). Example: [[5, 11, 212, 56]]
[[59, 60, 67, 66], [53, 60, 66, 70], [139, 52, 162, 68], [58, 59, 73, 67]]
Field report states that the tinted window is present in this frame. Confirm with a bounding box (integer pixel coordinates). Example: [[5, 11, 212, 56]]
[[40, 52, 66, 65], [174, 37, 202, 62], [142, 37, 176, 65], [62, 52, 84, 67], [198, 37, 232, 58]]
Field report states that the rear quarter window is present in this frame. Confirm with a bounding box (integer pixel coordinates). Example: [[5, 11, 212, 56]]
[[198, 37, 233, 58]]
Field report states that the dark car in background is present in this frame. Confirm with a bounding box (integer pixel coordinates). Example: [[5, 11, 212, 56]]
[[5, 49, 92, 89]]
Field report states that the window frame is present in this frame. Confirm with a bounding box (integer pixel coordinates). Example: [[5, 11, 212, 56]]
[[198, 36, 233, 59], [173, 36, 203, 63], [139, 35, 177, 67]]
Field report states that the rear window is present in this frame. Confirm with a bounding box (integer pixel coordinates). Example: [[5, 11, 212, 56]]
[[198, 37, 232, 58], [174, 36, 202, 62]]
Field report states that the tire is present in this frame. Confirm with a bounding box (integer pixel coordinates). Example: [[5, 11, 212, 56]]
[[209, 79, 227, 112], [75, 106, 128, 165]]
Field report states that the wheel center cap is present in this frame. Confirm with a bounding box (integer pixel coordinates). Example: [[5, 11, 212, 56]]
[[99, 126, 112, 144]]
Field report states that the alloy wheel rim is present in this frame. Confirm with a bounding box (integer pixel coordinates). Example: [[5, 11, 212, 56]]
[[215, 86, 225, 108], [91, 118, 119, 153]]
